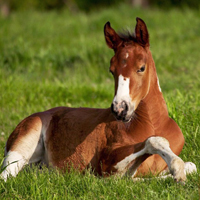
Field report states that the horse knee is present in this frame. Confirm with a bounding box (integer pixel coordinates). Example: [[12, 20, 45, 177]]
[[145, 136, 170, 154]]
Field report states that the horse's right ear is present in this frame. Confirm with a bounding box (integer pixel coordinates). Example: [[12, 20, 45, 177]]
[[104, 22, 122, 51], [135, 17, 149, 47]]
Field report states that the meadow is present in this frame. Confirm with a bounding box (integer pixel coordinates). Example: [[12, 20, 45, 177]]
[[0, 3, 200, 199]]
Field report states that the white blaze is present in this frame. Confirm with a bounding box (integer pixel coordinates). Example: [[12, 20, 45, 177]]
[[113, 74, 136, 119], [113, 75, 130, 104]]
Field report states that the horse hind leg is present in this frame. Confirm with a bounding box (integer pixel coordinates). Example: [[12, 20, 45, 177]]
[[0, 115, 45, 181], [1, 150, 28, 181]]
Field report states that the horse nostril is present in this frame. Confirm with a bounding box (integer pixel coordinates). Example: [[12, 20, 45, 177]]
[[121, 101, 128, 117], [121, 101, 128, 111], [125, 102, 128, 113], [111, 101, 129, 120]]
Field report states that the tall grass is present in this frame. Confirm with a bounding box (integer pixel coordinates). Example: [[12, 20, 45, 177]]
[[0, 4, 199, 199]]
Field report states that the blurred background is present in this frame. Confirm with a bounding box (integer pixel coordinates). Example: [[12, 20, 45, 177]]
[[1, 0, 200, 17]]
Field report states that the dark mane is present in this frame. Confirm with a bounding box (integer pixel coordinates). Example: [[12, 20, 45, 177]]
[[117, 30, 137, 42]]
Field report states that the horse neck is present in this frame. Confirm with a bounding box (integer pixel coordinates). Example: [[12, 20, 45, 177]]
[[135, 57, 169, 132]]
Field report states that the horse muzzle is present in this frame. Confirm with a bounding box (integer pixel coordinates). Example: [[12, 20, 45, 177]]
[[111, 101, 132, 122]]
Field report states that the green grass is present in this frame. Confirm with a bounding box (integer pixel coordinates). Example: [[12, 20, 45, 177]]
[[0, 3, 200, 199]]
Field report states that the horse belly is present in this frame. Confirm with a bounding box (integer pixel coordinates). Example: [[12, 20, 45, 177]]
[[45, 118, 106, 172], [46, 136, 102, 171]]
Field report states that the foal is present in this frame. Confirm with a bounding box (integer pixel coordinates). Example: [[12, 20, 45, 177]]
[[1, 18, 196, 182]]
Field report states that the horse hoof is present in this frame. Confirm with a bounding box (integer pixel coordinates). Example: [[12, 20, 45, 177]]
[[170, 157, 186, 183], [184, 162, 197, 175]]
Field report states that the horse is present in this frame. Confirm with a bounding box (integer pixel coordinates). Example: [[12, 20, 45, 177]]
[[1, 17, 196, 182]]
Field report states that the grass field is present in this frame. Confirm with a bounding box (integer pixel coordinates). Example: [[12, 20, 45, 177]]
[[0, 3, 200, 199]]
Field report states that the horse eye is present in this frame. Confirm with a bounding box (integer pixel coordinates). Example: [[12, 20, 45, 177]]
[[137, 65, 146, 73]]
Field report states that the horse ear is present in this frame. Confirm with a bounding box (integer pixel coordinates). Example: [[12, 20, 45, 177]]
[[104, 22, 122, 51], [135, 17, 149, 47]]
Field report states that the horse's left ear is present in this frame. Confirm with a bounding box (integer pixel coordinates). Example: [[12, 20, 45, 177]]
[[104, 22, 122, 51], [135, 17, 149, 47]]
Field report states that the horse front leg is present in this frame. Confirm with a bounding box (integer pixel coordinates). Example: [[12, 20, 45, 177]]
[[113, 136, 187, 182]]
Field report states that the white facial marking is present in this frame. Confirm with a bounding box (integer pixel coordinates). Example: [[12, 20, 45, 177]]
[[125, 52, 129, 59], [157, 77, 162, 92], [113, 74, 136, 118], [114, 75, 130, 104], [1, 151, 27, 181]]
